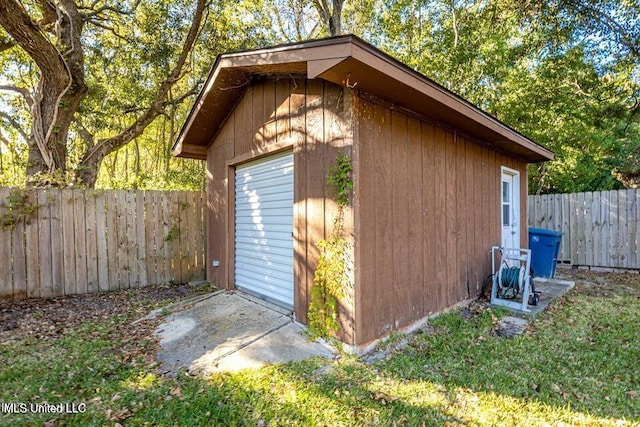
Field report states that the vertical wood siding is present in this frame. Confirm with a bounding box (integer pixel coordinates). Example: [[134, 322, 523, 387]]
[[353, 96, 528, 345], [205, 78, 356, 342], [204, 77, 530, 346], [0, 188, 205, 300]]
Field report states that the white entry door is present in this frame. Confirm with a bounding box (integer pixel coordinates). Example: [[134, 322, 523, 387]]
[[234, 152, 294, 309], [501, 167, 520, 250]]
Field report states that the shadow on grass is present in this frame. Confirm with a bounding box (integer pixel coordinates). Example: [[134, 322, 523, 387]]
[[105, 284, 638, 426], [372, 289, 639, 424], [71, 362, 463, 426], [2, 276, 636, 426]]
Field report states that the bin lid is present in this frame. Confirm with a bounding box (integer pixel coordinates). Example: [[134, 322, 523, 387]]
[[528, 227, 562, 237]]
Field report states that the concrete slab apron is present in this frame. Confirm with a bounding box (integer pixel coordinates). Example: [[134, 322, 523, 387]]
[[155, 292, 335, 376]]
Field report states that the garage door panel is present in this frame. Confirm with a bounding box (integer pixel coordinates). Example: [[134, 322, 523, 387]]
[[234, 273, 293, 301], [236, 158, 292, 175], [235, 205, 294, 217], [234, 258, 292, 277], [236, 196, 293, 210], [235, 223, 292, 234], [236, 196, 293, 209], [234, 152, 294, 309], [236, 187, 293, 206], [234, 219, 292, 228], [235, 222, 293, 235], [235, 236, 293, 250], [234, 256, 293, 277], [236, 270, 293, 285], [235, 239, 292, 255], [236, 164, 293, 181], [236, 174, 292, 190], [236, 210, 293, 221], [236, 178, 293, 193]]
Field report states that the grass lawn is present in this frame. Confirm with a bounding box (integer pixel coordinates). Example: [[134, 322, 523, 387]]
[[1, 269, 638, 426]]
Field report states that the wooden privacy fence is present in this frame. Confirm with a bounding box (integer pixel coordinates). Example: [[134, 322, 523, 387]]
[[0, 188, 205, 300], [528, 189, 640, 270]]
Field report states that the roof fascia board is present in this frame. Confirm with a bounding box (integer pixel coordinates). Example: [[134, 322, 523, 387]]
[[172, 54, 225, 152], [307, 57, 350, 78], [219, 35, 354, 60], [220, 43, 352, 69], [173, 142, 207, 160]]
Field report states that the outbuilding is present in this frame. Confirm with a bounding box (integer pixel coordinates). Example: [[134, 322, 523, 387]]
[[173, 35, 553, 349]]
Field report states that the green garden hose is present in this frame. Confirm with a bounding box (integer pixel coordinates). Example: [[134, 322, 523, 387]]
[[498, 266, 523, 299]]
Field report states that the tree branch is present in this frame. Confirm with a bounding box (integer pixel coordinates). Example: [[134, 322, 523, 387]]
[[120, 84, 200, 114], [74, 119, 95, 149], [0, 0, 68, 83], [80, 4, 132, 18], [79, 0, 143, 19], [76, 0, 208, 186], [87, 18, 131, 42], [35, 0, 59, 33], [311, 0, 343, 36], [0, 35, 14, 52], [565, 0, 639, 59], [312, 0, 331, 32], [0, 85, 33, 107], [0, 110, 30, 143]]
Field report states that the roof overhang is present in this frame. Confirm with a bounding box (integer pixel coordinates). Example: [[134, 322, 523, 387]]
[[173, 35, 553, 163]]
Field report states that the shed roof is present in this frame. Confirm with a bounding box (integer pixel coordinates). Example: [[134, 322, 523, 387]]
[[173, 34, 553, 162]]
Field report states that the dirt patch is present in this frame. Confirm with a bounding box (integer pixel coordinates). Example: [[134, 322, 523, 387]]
[[556, 268, 640, 298], [0, 283, 213, 344]]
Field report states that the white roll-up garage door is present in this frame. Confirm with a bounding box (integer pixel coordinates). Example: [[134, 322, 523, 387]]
[[234, 152, 294, 309]]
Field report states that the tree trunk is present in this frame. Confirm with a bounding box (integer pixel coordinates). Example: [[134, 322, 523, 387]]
[[0, 0, 87, 187], [1, 0, 204, 188], [313, 0, 344, 36]]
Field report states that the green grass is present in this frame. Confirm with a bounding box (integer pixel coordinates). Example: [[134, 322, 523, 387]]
[[1, 272, 639, 426]]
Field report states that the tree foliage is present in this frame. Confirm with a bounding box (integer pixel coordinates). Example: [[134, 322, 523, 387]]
[[1, 0, 638, 192], [0, 0, 276, 189]]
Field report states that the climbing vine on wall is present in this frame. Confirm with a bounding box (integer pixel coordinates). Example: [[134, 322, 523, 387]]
[[308, 153, 353, 340], [0, 189, 37, 230]]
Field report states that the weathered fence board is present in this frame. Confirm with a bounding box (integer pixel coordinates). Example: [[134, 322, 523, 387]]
[[95, 191, 109, 292], [135, 191, 147, 289], [143, 192, 157, 287], [37, 190, 52, 298], [86, 191, 99, 294], [0, 188, 206, 300], [25, 190, 40, 298], [0, 188, 11, 297], [11, 214, 27, 299], [49, 190, 64, 297], [529, 189, 640, 270]]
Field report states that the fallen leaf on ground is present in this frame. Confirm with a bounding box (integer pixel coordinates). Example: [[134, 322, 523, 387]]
[[105, 407, 131, 421], [170, 386, 183, 399], [374, 391, 398, 405]]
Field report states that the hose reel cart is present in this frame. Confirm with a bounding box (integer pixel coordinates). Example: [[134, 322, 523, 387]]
[[490, 246, 538, 312]]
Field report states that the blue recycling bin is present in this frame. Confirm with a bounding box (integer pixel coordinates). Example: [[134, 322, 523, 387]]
[[528, 228, 562, 278]]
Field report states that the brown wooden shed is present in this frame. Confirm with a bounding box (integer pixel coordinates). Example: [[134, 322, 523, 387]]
[[173, 35, 553, 349]]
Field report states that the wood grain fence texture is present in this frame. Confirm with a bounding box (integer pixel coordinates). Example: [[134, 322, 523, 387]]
[[528, 189, 639, 270], [0, 188, 205, 300]]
